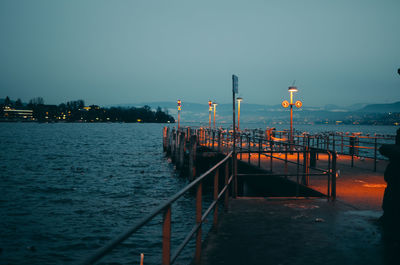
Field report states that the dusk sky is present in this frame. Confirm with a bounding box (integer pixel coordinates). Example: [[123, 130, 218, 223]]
[[1, 0, 399, 107]]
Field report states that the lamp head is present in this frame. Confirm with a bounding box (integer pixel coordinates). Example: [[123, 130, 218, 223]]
[[288, 86, 298, 92], [237, 97, 243, 102]]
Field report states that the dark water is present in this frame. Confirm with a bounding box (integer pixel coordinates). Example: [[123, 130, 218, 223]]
[[0, 123, 201, 265], [1, 122, 396, 265]]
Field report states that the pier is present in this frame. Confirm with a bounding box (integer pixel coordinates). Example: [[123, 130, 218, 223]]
[[162, 127, 393, 265], [82, 126, 395, 265]]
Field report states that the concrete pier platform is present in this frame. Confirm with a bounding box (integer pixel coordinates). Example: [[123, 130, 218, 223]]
[[199, 198, 397, 265], [198, 151, 396, 264], [239, 152, 387, 210]]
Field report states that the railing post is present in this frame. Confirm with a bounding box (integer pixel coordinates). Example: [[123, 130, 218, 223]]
[[224, 161, 229, 208], [248, 136, 251, 164], [213, 168, 219, 226], [162, 206, 171, 265], [332, 152, 337, 200], [240, 134, 243, 160], [212, 130, 215, 150], [327, 135, 330, 151], [270, 150, 273, 172], [195, 182, 202, 264], [258, 138, 261, 168], [350, 136, 355, 167], [302, 147, 309, 186], [218, 130, 221, 152], [374, 137, 377, 172], [341, 135, 344, 154]]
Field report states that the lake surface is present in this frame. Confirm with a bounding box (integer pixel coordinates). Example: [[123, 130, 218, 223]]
[[0, 123, 202, 265], [0, 122, 396, 265]]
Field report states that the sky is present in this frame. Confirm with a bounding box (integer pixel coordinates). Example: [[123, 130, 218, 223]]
[[1, 0, 399, 107]]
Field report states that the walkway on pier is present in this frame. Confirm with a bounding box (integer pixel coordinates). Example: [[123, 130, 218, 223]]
[[199, 148, 392, 264], [240, 152, 387, 210], [200, 198, 390, 265]]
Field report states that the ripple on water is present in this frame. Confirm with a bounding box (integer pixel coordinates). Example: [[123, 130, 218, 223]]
[[0, 123, 193, 265]]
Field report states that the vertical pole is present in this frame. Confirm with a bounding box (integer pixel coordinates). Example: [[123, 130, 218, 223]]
[[178, 132, 185, 169], [213, 105, 217, 129], [327, 135, 330, 151], [218, 130, 221, 152], [178, 110, 180, 130], [240, 134, 243, 160], [189, 135, 197, 181], [248, 136, 251, 164], [237, 100, 241, 131], [209, 110, 211, 129], [341, 135, 344, 154], [270, 150, 273, 172], [258, 138, 261, 168], [290, 104, 293, 150], [302, 147, 309, 186], [212, 130, 215, 150], [224, 161, 229, 208], [195, 182, 202, 264], [332, 152, 336, 200], [350, 136, 354, 168], [374, 137, 377, 172], [213, 169, 219, 226], [232, 76, 237, 198], [162, 206, 171, 265], [296, 151, 300, 197]]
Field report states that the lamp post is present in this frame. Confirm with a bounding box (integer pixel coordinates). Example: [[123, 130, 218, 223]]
[[177, 99, 181, 130], [237, 97, 243, 131], [208, 100, 212, 129], [212, 102, 218, 129], [282, 86, 302, 148]]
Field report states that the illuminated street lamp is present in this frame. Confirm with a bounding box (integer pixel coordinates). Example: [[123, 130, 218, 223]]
[[208, 100, 212, 129], [212, 102, 218, 129], [177, 99, 182, 130], [282, 86, 302, 148], [236, 97, 243, 131]]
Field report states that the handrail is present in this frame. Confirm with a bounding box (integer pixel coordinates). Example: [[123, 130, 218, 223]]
[[81, 150, 233, 265], [197, 126, 393, 171], [197, 128, 336, 199]]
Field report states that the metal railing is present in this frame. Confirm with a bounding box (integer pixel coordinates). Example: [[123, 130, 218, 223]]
[[196, 127, 336, 199], [81, 150, 233, 265], [196, 127, 393, 172]]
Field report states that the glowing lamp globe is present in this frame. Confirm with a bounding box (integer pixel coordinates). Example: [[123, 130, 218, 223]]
[[282, 100, 289, 108]]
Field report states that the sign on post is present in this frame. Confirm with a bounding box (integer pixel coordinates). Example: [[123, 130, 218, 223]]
[[232, 75, 238, 94]]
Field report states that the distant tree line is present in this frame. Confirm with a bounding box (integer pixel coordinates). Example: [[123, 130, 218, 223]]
[[1, 96, 175, 123]]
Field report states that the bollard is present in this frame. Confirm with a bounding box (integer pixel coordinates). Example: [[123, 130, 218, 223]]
[[188, 135, 197, 181], [178, 132, 185, 169]]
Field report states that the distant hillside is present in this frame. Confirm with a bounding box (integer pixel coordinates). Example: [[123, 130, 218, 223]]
[[92, 100, 400, 125], [358, 102, 400, 113]]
